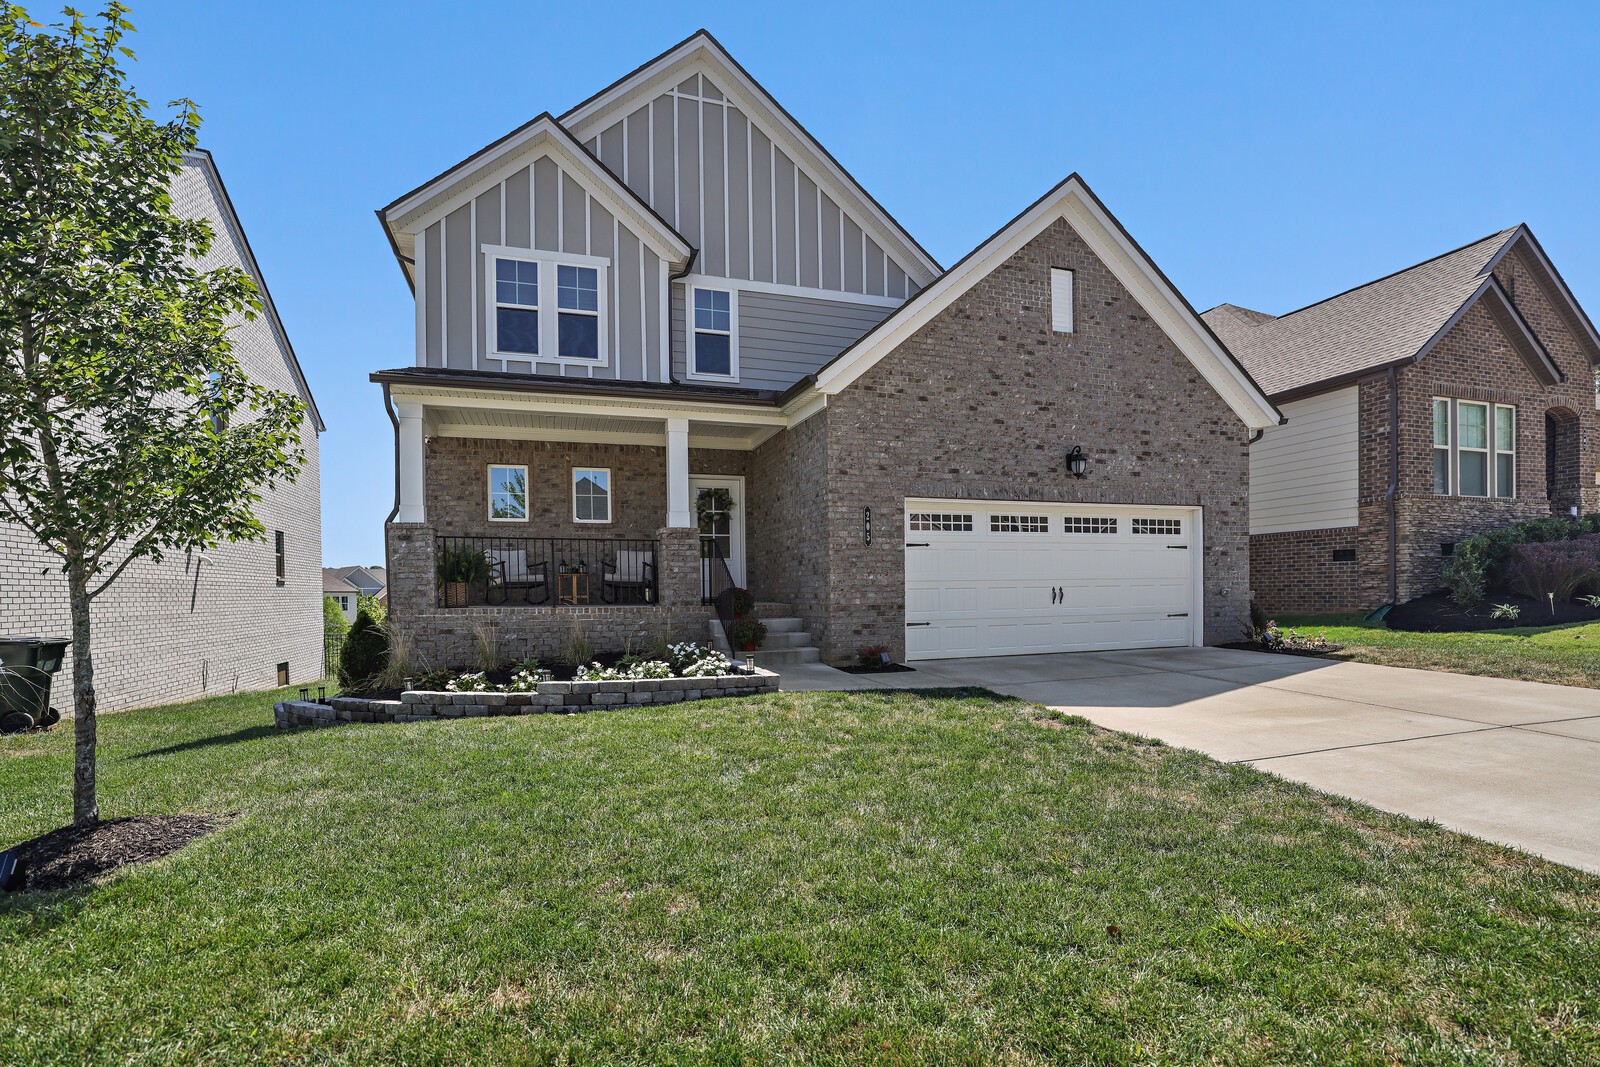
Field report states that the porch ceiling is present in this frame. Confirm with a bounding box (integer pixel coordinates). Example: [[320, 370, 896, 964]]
[[423, 403, 776, 450]]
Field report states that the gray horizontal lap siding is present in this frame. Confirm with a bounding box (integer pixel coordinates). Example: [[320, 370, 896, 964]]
[[582, 73, 917, 298], [672, 289, 893, 390], [421, 155, 665, 382]]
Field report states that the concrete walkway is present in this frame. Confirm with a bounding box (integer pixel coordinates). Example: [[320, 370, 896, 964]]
[[778, 647, 1600, 873]]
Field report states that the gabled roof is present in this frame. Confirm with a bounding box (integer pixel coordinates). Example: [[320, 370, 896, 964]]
[[1202, 226, 1587, 398], [323, 566, 386, 594], [559, 29, 940, 287], [184, 151, 324, 432], [810, 174, 1283, 431], [378, 114, 694, 288]]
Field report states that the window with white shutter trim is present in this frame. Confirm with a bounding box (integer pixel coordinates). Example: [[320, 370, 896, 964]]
[[1051, 268, 1074, 333]]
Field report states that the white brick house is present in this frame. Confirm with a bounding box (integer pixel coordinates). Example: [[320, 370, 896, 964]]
[[0, 151, 325, 711]]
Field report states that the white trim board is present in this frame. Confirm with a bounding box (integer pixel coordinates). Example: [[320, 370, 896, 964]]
[[812, 174, 1282, 431], [384, 115, 692, 269], [673, 272, 902, 309]]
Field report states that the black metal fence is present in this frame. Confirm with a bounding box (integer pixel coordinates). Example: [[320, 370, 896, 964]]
[[435, 535, 659, 608], [323, 633, 343, 681]]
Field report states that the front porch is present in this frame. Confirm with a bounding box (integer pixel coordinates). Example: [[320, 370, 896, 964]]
[[378, 369, 799, 665]]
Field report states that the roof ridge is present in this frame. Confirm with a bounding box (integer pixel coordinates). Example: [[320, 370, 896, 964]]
[[1272, 225, 1520, 321]]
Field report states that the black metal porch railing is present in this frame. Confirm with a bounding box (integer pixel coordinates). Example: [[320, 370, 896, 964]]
[[704, 539, 737, 645], [435, 536, 658, 608]]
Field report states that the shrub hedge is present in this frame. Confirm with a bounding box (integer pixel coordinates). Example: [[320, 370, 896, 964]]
[[1442, 513, 1600, 607]]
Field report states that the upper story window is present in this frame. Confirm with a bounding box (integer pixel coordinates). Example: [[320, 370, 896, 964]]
[[689, 287, 737, 380], [488, 464, 529, 522], [1433, 397, 1515, 498], [494, 260, 540, 356], [274, 531, 285, 584], [486, 247, 609, 366], [558, 266, 600, 359]]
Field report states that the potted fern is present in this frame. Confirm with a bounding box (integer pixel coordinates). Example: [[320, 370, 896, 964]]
[[437, 543, 490, 608]]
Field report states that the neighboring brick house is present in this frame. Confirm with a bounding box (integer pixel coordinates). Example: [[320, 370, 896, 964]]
[[1204, 227, 1600, 615], [0, 151, 325, 711], [373, 31, 1280, 667]]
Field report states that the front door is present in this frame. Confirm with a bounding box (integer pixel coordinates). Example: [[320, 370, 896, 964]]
[[691, 475, 745, 590]]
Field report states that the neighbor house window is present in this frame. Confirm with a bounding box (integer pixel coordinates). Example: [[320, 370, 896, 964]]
[[487, 464, 529, 522], [1434, 397, 1516, 498], [1458, 401, 1490, 496], [1495, 406, 1516, 498], [1433, 398, 1451, 494], [486, 247, 608, 366], [274, 531, 285, 583], [572, 467, 611, 524], [689, 287, 736, 379]]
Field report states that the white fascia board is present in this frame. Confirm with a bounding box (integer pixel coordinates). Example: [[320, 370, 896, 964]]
[[384, 118, 691, 268], [560, 35, 940, 286], [814, 177, 1283, 431], [388, 385, 788, 429]]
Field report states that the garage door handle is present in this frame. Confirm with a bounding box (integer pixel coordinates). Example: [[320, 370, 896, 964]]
[[1168, 612, 1189, 618], [1167, 545, 1188, 550], [906, 621, 931, 627], [1051, 587, 1058, 604], [906, 542, 931, 548]]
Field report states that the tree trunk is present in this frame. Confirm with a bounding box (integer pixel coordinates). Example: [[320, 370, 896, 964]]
[[67, 559, 97, 826]]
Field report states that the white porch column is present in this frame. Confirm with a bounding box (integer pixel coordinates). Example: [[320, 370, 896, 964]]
[[666, 417, 693, 528], [396, 402, 427, 524]]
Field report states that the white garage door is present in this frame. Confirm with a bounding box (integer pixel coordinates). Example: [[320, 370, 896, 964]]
[[904, 500, 1199, 661]]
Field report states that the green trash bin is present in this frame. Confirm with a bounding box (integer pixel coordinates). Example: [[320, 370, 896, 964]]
[[0, 637, 71, 733]]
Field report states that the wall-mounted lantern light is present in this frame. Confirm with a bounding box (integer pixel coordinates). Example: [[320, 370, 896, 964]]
[[1067, 445, 1088, 479]]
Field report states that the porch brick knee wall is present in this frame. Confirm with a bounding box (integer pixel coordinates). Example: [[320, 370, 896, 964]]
[[818, 217, 1254, 664]]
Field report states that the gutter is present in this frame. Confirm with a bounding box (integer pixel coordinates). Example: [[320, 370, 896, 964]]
[[1385, 366, 1399, 605], [381, 381, 401, 525]]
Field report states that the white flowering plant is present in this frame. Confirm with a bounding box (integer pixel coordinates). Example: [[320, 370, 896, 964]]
[[444, 672, 490, 692]]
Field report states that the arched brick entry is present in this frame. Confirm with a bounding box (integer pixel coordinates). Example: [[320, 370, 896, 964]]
[[1545, 406, 1581, 514]]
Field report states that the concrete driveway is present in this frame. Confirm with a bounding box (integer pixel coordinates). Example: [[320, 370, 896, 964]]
[[858, 647, 1600, 873]]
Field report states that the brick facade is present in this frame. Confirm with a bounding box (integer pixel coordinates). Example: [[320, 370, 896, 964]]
[[815, 217, 1255, 661], [1251, 260, 1600, 615], [0, 157, 322, 712]]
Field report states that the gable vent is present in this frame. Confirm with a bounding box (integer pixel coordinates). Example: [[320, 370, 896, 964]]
[[1051, 268, 1074, 333]]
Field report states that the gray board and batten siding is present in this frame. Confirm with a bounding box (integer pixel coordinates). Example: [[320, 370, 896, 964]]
[[415, 70, 920, 390]]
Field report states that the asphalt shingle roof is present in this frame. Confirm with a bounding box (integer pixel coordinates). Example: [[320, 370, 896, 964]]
[[1202, 227, 1521, 397]]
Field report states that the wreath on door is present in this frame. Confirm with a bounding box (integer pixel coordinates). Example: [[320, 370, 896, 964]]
[[695, 487, 737, 533]]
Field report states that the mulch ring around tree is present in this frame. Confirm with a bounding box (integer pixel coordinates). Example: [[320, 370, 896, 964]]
[[2, 814, 228, 894], [1384, 591, 1600, 633]]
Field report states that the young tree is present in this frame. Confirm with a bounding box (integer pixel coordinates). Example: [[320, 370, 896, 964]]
[[322, 595, 350, 639], [0, 5, 307, 824]]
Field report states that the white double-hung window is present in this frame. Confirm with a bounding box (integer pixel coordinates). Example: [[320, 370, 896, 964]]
[[1433, 397, 1515, 498], [688, 286, 737, 380], [486, 246, 609, 367]]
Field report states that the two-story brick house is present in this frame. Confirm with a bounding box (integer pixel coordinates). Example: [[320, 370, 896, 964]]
[[0, 151, 324, 710], [1205, 227, 1600, 615], [374, 31, 1281, 667]]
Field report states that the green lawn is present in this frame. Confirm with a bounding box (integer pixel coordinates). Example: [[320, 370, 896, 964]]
[[4, 686, 1599, 1064], [1277, 614, 1600, 689]]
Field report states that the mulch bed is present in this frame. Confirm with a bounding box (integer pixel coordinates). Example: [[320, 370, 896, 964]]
[[1384, 591, 1600, 633], [1220, 642, 1345, 658], [839, 663, 917, 674], [2, 814, 226, 894]]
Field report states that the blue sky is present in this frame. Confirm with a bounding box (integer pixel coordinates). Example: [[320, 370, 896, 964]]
[[115, 0, 1600, 566]]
